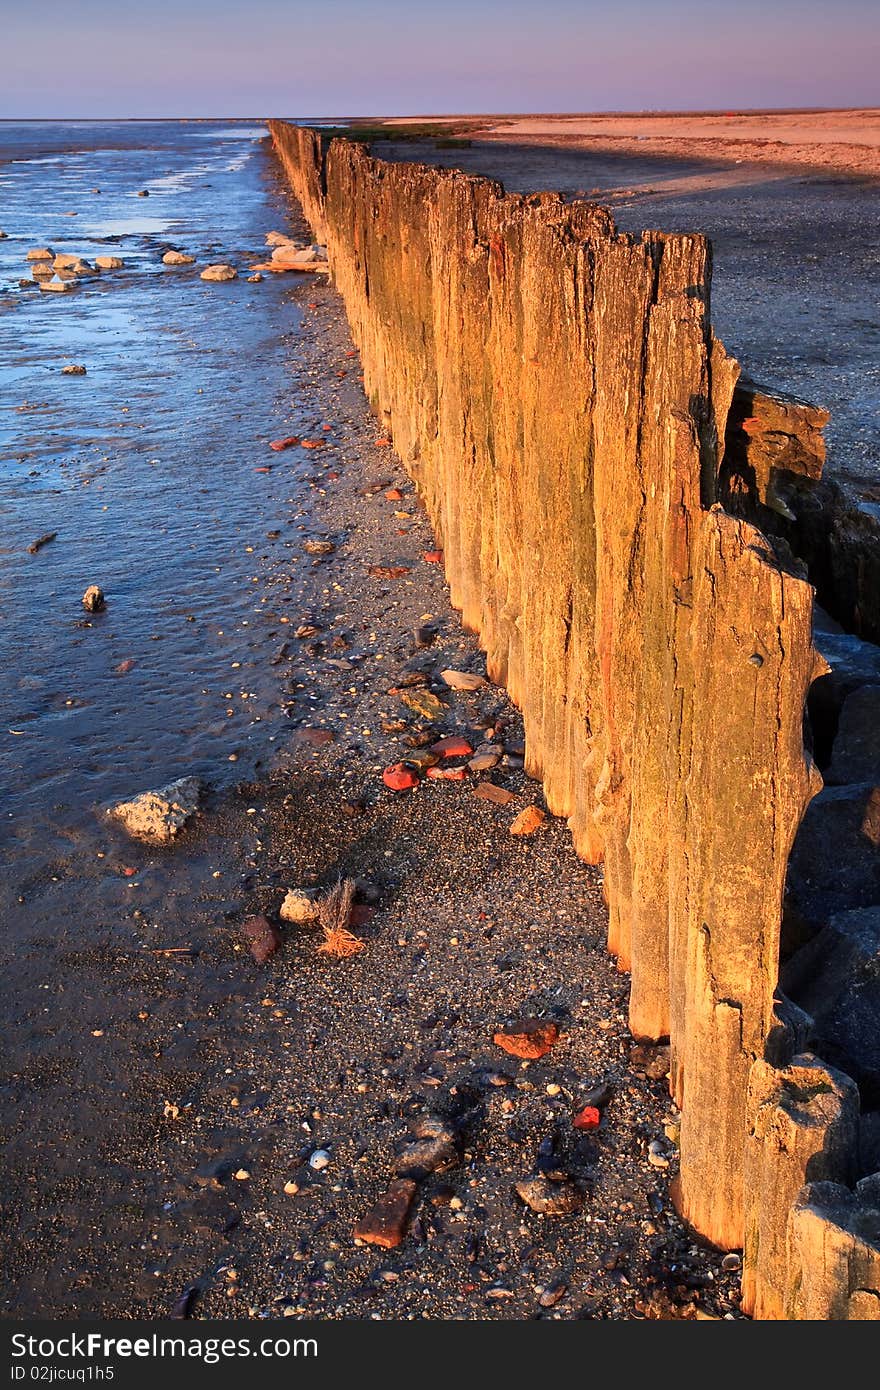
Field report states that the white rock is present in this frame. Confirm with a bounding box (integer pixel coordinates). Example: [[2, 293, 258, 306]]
[[95, 255, 124, 270], [39, 278, 75, 293], [308, 1149, 330, 1171], [107, 776, 201, 846], [279, 889, 319, 924], [200, 264, 236, 282], [27, 247, 54, 261], [441, 669, 487, 691], [163, 250, 195, 266], [265, 231, 300, 247]]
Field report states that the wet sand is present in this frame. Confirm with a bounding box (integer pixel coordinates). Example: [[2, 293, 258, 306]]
[[1, 155, 739, 1321]]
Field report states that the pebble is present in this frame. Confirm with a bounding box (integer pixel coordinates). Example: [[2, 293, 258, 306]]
[[474, 782, 516, 806], [309, 1149, 330, 1171], [510, 805, 546, 835], [61, 364, 87, 375], [647, 1140, 670, 1169], [242, 915, 281, 965], [441, 668, 487, 691], [722, 1252, 742, 1272], [515, 1176, 583, 1215], [538, 1280, 568, 1308]]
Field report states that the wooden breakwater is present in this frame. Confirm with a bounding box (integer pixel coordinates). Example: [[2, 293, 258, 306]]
[[269, 120, 880, 1319]]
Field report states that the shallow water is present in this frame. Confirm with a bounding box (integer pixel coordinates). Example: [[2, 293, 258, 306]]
[[0, 121, 321, 872]]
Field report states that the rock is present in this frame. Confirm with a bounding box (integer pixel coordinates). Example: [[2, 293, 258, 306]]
[[137, 189, 150, 196], [425, 764, 467, 781], [628, 1043, 670, 1080], [441, 669, 487, 691], [580, 1080, 614, 1110], [515, 1176, 583, 1216], [39, 278, 75, 293], [385, 487, 404, 501], [61, 364, 87, 375], [163, 250, 195, 265], [279, 889, 319, 924], [0, 230, 6, 238], [826, 686, 880, 785], [538, 1280, 568, 1307], [368, 562, 412, 579], [383, 763, 420, 792], [647, 1140, 670, 1168], [27, 532, 57, 554], [309, 1149, 330, 1171], [430, 735, 473, 758], [422, 550, 443, 564], [809, 608, 880, 767], [573, 1106, 601, 1131], [354, 1179, 418, 1249], [413, 624, 437, 648], [200, 264, 237, 281], [53, 252, 83, 270], [783, 907, 880, 1095], [82, 584, 105, 612], [266, 231, 300, 247], [271, 242, 327, 268], [394, 1117, 458, 1179], [493, 1018, 559, 1059], [269, 436, 300, 451], [107, 776, 201, 846], [722, 1252, 742, 1272], [510, 805, 546, 835], [247, 273, 263, 282], [303, 539, 335, 555], [468, 744, 502, 772], [95, 255, 124, 270], [26, 247, 54, 260], [242, 915, 281, 965], [403, 748, 440, 773], [786, 783, 880, 924], [398, 689, 447, 720], [55, 256, 95, 276], [474, 782, 516, 806]]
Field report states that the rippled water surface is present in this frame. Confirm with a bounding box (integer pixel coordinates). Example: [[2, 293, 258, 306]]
[[0, 120, 316, 866]]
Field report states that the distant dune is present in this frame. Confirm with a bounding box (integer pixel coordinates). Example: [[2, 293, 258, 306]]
[[383, 108, 880, 178]]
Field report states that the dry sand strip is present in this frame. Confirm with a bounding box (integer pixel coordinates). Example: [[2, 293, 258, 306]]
[[385, 108, 880, 179]]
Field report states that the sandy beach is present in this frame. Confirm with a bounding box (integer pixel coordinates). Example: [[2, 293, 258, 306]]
[[386, 107, 880, 179]]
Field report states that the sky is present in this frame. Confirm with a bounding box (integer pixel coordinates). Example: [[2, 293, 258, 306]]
[[3, 0, 878, 119]]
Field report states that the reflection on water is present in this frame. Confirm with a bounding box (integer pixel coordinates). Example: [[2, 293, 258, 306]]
[[0, 120, 311, 870]]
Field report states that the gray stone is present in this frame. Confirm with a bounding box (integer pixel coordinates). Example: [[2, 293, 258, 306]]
[[826, 685, 880, 786], [783, 907, 880, 1098], [786, 783, 880, 925]]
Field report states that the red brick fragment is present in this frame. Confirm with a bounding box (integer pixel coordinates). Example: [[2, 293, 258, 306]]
[[353, 1179, 417, 1248], [383, 763, 420, 792], [493, 1018, 559, 1059], [573, 1106, 601, 1131], [430, 736, 473, 759]]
